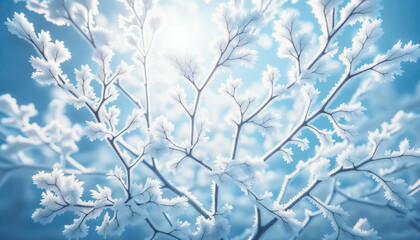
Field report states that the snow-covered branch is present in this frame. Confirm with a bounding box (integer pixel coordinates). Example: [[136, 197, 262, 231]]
[[3, 0, 420, 239]]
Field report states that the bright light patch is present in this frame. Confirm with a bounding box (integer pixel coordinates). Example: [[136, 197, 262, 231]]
[[157, 1, 216, 57], [164, 23, 196, 50]]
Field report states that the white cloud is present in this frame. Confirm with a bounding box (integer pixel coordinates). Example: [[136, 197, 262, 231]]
[[257, 33, 273, 49]]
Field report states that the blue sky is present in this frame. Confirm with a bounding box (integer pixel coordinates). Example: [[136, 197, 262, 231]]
[[1, 1, 419, 110], [1, 1, 420, 102], [0, 0, 420, 239]]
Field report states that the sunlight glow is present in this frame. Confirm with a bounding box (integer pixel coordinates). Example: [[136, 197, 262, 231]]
[[164, 23, 196, 50], [157, 1, 216, 57]]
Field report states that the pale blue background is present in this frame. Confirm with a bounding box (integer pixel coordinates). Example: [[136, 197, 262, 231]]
[[0, 1, 419, 239]]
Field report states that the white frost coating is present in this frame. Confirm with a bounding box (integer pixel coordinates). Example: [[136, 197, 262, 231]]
[[367, 173, 416, 210], [91, 185, 113, 207], [193, 215, 231, 240], [262, 64, 281, 88], [102, 105, 120, 130], [352, 218, 380, 240], [212, 0, 263, 68], [357, 41, 420, 82], [93, 46, 114, 82], [308, 0, 343, 36], [0, 94, 36, 123], [328, 102, 365, 122], [310, 127, 335, 154], [309, 196, 379, 240], [25, 0, 99, 26], [340, 19, 383, 70], [310, 157, 330, 180], [5, 12, 36, 43], [123, 109, 145, 134], [0, 94, 84, 171], [211, 155, 267, 191], [147, 116, 175, 158], [271, 202, 302, 231], [273, 10, 314, 65], [31, 169, 92, 236], [279, 147, 294, 163], [336, 144, 369, 168], [85, 121, 111, 141], [339, 0, 382, 27], [75, 65, 94, 96], [46, 40, 71, 63], [30, 57, 63, 85], [115, 60, 134, 80]]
